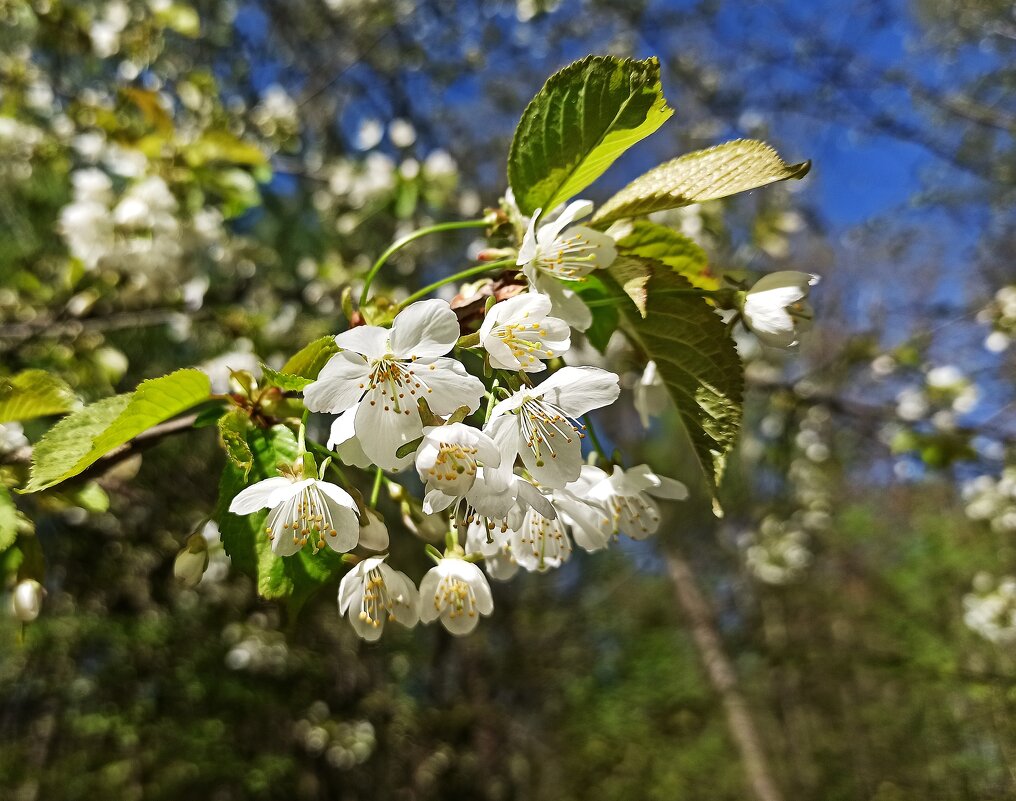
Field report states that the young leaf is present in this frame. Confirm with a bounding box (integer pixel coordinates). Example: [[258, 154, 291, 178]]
[[260, 364, 312, 392], [508, 55, 674, 215], [26, 369, 210, 492], [282, 336, 340, 379], [593, 139, 810, 225], [604, 258, 743, 496], [614, 220, 718, 290], [217, 408, 254, 478], [0, 370, 80, 423]]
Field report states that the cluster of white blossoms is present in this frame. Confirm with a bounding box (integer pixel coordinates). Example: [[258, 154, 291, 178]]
[[894, 364, 980, 430], [963, 573, 1016, 645], [977, 284, 1016, 354], [962, 468, 1016, 534]]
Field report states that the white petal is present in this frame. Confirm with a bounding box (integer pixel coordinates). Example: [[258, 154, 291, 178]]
[[533, 273, 593, 330], [520, 433, 583, 489], [389, 299, 460, 358], [314, 480, 358, 511], [304, 352, 370, 413], [357, 509, 390, 551], [441, 607, 481, 635], [514, 479, 556, 519], [537, 199, 593, 245], [418, 569, 441, 623], [627, 465, 689, 500], [423, 488, 456, 514], [355, 392, 423, 471], [229, 476, 294, 514], [484, 413, 521, 472], [536, 366, 620, 417], [415, 357, 485, 414], [334, 325, 389, 358], [338, 566, 364, 614], [322, 504, 360, 553], [517, 212, 540, 265], [749, 270, 818, 295]]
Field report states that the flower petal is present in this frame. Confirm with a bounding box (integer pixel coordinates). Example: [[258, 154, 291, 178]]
[[334, 325, 389, 359], [415, 357, 485, 414], [304, 352, 370, 413], [535, 366, 620, 417], [520, 432, 583, 489], [229, 476, 294, 514], [389, 298, 460, 358], [355, 393, 422, 471]]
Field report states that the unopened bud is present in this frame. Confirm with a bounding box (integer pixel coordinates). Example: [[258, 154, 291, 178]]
[[358, 508, 390, 552], [476, 247, 515, 262], [174, 533, 209, 589], [13, 579, 44, 622]]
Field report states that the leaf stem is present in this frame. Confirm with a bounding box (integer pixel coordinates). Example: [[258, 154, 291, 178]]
[[397, 258, 517, 310], [359, 219, 490, 306], [582, 413, 610, 464], [369, 467, 384, 507]]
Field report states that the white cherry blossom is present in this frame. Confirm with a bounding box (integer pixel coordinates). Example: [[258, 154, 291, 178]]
[[419, 558, 494, 635], [634, 360, 668, 428], [415, 423, 503, 514], [485, 366, 620, 488], [479, 292, 571, 372], [509, 505, 573, 572], [742, 271, 819, 348], [516, 199, 616, 331], [588, 464, 688, 540], [465, 519, 519, 582], [229, 473, 360, 556], [552, 465, 615, 552], [338, 556, 420, 641], [304, 299, 485, 470]]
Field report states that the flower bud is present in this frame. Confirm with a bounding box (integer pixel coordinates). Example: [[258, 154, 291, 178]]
[[358, 508, 390, 552], [174, 533, 209, 589], [13, 579, 44, 622]]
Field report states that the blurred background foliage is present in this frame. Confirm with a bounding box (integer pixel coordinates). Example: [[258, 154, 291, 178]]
[[0, 0, 1014, 798]]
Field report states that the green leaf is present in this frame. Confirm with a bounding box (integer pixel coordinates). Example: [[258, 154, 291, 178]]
[[605, 258, 743, 496], [26, 369, 210, 492], [574, 274, 619, 354], [0, 485, 17, 553], [217, 409, 253, 478], [0, 370, 80, 423], [615, 220, 719, 290], [282, 336, 339, 379], [214, 425, 343, 617], [508, 55, 674, 215], [260, 364, 312, 392], [593, 139, 811, 225], [155, 3, 201, 37]]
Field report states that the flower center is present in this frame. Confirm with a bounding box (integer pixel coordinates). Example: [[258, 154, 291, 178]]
[[428, 442, 479, 485], [517, 398, 585, 467], [266, 484, 339, 552], [435, 574, 478, 620], [517, 510, 569, 569], [497, 319, 553, 366], [359, 567, 395, 628], [363, 355, 433, 417], [538, 234, 599, 280]]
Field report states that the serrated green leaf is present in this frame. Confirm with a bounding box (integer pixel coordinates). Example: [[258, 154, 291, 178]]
[[26, 369, 210, 492], [0, 485, 17, 553], [214, 425, 343, 617], [605, 258, 743, 495], [217, 409, 253, 478], [593, 139, 810, 225], [508, 55, 674, 215], [615, 220, 718, 290], [0, 370, 80, 423], [260, 364, 312, 391], [282, 336, 339, 379]]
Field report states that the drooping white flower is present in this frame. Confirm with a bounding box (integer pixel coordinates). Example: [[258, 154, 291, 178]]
[[415, 423, 503, 514], [552, 465, 615, 552], [516, 200, 616, 331], [229, 473, 360, 556], [509, 505, 573, 573], [479, 292, 571, 372], [357, 507, 390, 551], [634, 360, 669, 428], [465, 519, 519, 582], [588, 464, 688, 540], [12, 579, 44, 623], [742, 271, 819, 348], [485, 366, 620, 488], [419, 558, 494, 635], [338, 556, 420, 641], [304, 299, 485, 470]]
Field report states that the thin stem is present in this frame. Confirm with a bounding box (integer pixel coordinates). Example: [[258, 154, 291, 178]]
[[369, 467, 384, 507], [297, 409, 309, 455], [484, 379, 500, 424], [582, 414, 610, 463], [397, 258, 516, 309], [359, 219, 489, 306]]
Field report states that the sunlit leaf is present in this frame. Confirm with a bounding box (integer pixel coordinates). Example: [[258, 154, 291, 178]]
[[217, 409, 253, 478], [0, 485, 17, 553], [0, 370, 80, 424], [593, 139, 810, 225], [508, 55, 673, 215], [614, 220, 719, 290], [282, 336, 340, 379], [260, 364, 312, 392]]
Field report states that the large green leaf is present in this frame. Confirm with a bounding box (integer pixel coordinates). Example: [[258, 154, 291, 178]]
[[0, 485, 17, 553], [215, 424, 343, 616], [508, 55, 674, 215], [0, 370, 80, 423], [593, 139, 810, 225], [614, 220, 718, 290], [604, 258, 743, 496], [26, 369, 210, 492]]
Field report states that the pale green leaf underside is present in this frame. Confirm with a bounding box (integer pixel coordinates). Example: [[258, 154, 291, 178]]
[[282, 336, 339, 379], [261, 363, 312, 391], [0, 370, 80, 424], [508, 55, 674, 215], [605, 258, 743, 494], [26, 369, 210, 492], [615, 220, 718, 290], [594, 138, 811, 225]]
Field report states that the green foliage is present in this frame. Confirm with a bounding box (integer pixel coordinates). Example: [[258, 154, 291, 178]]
[[217, 408, 254, 478], [26, 370, 211, 492], [260, 364, 312, 391], [215, 424, 344, 616], [0, 370, 79, 423], [593, 139, 811, 225], [281, 336, 340, 379], [0, 485, 17, 553], [508, 56, 673, 215], [605, 258, 743, 495], [614, 220, 718, 290]]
